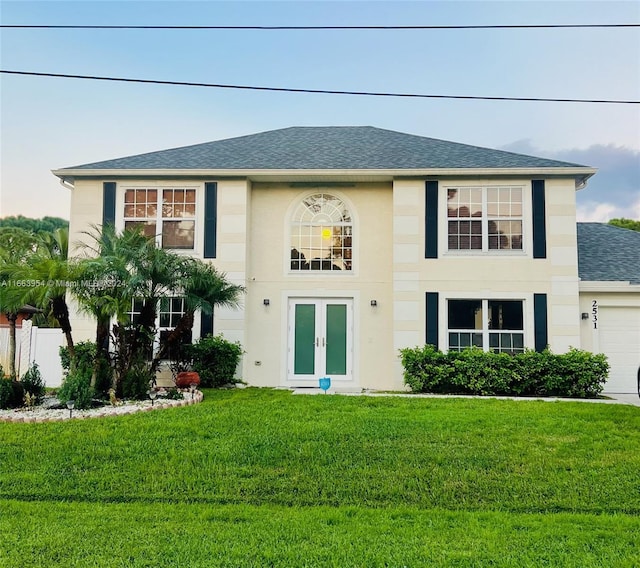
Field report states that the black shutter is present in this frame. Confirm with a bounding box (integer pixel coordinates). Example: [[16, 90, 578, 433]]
[[204, 182, 217, 259], [532, 180, 546, 259], [200, 311, 213, 338], [425, 292, 439, 348], [425, 181, 438, 258], [102, 182, 116, 228], [533, 293, 548, 352]]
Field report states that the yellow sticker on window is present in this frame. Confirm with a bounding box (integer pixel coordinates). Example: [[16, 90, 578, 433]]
[[321, 228, 332, 239]]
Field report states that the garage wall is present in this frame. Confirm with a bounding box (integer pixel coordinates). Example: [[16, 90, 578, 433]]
[[579, 287, 640, 393]]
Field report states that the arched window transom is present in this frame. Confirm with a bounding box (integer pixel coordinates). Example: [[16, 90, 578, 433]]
[[290, 193, 352, 271]]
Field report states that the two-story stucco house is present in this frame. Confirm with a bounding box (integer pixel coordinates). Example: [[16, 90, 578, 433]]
[[53, 126, 639, 393]]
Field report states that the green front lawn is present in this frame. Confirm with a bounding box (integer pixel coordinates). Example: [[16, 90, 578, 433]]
[[1, 389, 639, 566]]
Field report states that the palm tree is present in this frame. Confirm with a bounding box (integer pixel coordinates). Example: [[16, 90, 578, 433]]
[[15, 228, 77, 360], [149, 258, 245, 372], [0, 228, 40, 378], [73, 225, 150, 389], [73, 225, 245, 392]]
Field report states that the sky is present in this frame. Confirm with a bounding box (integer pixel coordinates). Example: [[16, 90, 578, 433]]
[[1, 0, 639, 222]]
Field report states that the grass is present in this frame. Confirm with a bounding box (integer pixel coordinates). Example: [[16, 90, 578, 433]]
[[1, 388, 639, 566]]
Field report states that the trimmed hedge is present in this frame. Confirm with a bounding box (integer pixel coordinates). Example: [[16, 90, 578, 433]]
[[400, 345, 609, 398]]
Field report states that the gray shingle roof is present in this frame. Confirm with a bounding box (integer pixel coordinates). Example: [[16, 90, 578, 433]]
[[65, 126, 589, 171], [577, 223, 640, 284]]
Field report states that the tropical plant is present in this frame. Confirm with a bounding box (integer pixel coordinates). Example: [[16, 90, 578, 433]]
[[20, 362, 46, 401], [8, 228, 77, 360], [57, 366, 94, 410], [0, 227, 40, 378], [72, 225, 244, 395], [1, 227, 78, 370], [150, 258, 244, 373], [73, 225, 150, 389]]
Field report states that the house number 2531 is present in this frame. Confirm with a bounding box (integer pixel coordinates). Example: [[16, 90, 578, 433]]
[[592, 300, 598, 329]]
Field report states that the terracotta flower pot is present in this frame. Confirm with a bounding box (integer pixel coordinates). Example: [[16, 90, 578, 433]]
[[176, 371, 200, 388]]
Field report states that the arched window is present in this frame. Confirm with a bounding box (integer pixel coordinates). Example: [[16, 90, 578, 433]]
[[290, 193, 353, 272]]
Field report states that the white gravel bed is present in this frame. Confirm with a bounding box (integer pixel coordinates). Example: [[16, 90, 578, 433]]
[[0, 390, 203, 423]]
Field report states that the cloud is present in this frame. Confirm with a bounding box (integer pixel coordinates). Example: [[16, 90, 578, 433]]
[[500, 140, 640, 221], [576, 202, 617, 222]]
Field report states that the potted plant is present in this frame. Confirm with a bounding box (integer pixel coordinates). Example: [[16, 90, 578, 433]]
[[168, 347, 200, 388]]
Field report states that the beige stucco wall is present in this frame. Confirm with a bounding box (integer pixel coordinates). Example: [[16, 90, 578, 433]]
[[392, 177, 582, 372], [243, 182, 395, 389], [64, 174, 586, 391], [64, 179, 251, 372], [578, 286, 640, 353], [66, 179, 107, 343], [210, 179, 251, 376]]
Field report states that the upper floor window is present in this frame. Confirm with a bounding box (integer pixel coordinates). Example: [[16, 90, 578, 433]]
[[447, 186, 523, 251], [124, 188, 196, 249], [290, 193, 352, 272]]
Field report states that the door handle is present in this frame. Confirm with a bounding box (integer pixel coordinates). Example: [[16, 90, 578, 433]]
[[316, 337, 319, 347], [322, 338, 326, 347]]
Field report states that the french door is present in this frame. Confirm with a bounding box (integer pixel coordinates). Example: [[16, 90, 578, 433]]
[[287, 298, 353, 385]]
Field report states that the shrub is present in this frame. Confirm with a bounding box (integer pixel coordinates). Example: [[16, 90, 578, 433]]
[[20, 363, 46, 401], [449, 349, 515, 396], [122, 362, 153, 401], [547, 348, 609, 398], [60, 341, 96, 374], [400, 344, 453, 393], [0, 379, 24, 409], [163, 387, 184, 400], [400, 346, 609, 398], [60, 341, 112, 397], [57, 367, 94, 410], [185, 335, 243, 388]]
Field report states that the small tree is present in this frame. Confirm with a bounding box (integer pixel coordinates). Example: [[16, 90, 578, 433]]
[[150, 258, 245, 373], [73, 225, 150, 390], [8, 228, 77, 360], [0, 228, 41, 378], [72, 226, 244, 395]]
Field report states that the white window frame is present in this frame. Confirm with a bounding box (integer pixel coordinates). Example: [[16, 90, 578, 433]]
[[117, 184, 203, 254], [442, 183, 529, 257], [125, 296, 201, 359], [286, 191, 356, 275], [440, 292, 535, 353], [447, 298, 526, 353]]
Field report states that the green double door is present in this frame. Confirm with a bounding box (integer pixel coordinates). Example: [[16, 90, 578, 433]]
[[288, 299, 353, 385]]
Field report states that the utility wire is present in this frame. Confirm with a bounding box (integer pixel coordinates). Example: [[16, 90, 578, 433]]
[[1, 70, 637, 105], [1, 23, 638, 30]]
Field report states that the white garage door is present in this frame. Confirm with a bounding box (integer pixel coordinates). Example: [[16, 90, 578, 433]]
[[599, 307, 640, 393]]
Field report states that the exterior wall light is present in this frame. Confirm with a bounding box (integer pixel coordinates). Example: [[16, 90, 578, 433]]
[[581, 313, 589, 320], [263, 299, 270, 306], [370, 300, 377, 307]]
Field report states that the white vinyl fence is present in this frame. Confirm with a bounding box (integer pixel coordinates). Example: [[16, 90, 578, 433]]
[[0, 320, 65, 386]]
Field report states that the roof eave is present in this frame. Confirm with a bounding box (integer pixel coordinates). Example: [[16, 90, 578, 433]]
[[579, 280, 640, 292], [52, 166, 597, 187]]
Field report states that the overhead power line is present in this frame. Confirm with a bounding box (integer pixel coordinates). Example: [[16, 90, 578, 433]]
[[1, 23, 639, 30], [1, 70, 638, 105]]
